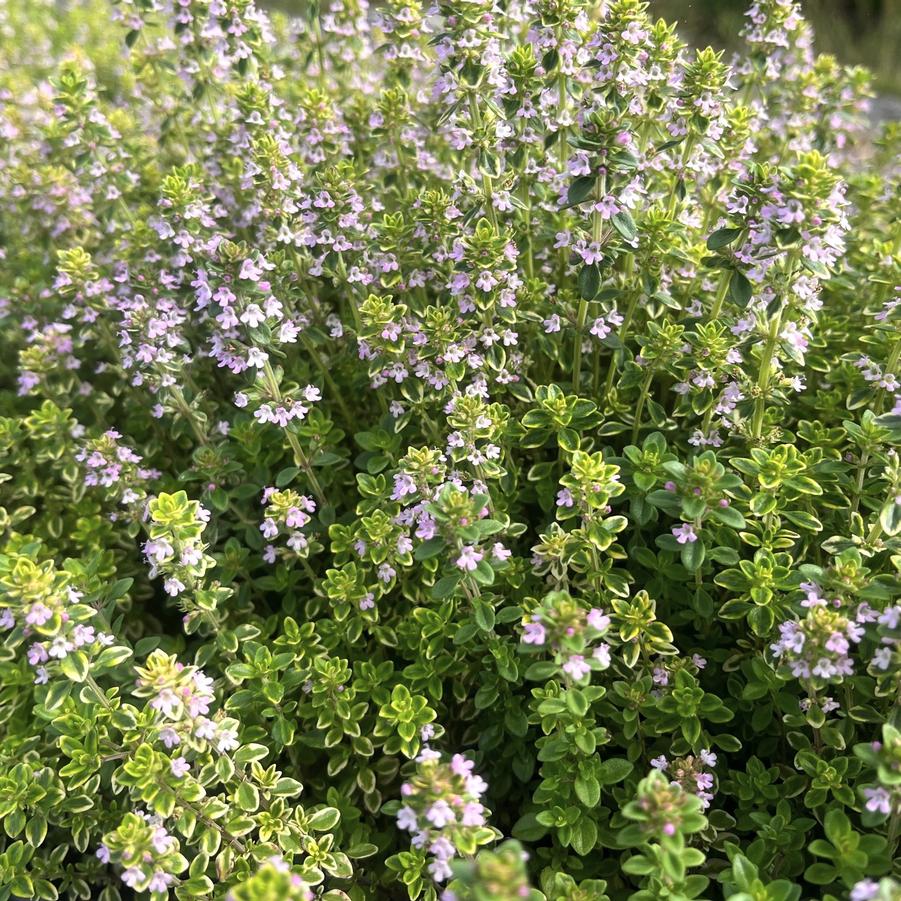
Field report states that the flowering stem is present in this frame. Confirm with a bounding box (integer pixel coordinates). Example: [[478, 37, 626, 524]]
[[300, 557, 318, 584], [751, 255, 799, 439], [555, 24, 568, 166], [666, 136, 695, 219], [851, 450, 870, 516], [603, 288, 639, 400], [335, 253, 363, 336], [709, 268, 731, 320], [335, 253, 388, 417], [287, 435, 325, 507], [573, 300, 589, 395], [750, 306, 783, 440], [311, 3, 327, 86], [467, 92, 498, 231], [865, 483, 898, 548], [573, 175, 606, 395], [182, 798, 247, 854], [460, 578, 481, 602], [698, 404, 718, 444], [631, 367, 656, 443], [170, 386, 208, 446], [876, 335, 901, 414], [518, 154, 535, 279], [393, 136, 410, 198], [888, 804, 900, 853], [299, 332, 353, 427], [804, 682, 823, 752], [262, 361, 326, 506]]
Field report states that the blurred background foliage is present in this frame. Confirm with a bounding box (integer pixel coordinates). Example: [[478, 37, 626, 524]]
[[262, 0, 900, 95], [656, 0, 899, 94]]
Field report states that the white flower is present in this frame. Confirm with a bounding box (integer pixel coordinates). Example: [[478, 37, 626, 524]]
[[215, 725, 239, 753], [164, 577, 186, 596]]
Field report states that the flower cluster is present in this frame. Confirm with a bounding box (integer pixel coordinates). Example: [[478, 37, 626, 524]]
[[133, 649, 240, 755], [260, 487, 318, 562], [76, 428, 159, 507], [226, 856, 314, 901], [395, 749, 495, 882], [868, 603, 901, 684], [620, 769, 707, 842], [0, 551, 117, 685], [651, 749, 719, 810], [98, 811, 186, 897], [520, 590, 612, 682], [439, 839, 534, 901], [143, 491, 215, 599], [849, 878, 901, 901], [771, 603, 865, 682]]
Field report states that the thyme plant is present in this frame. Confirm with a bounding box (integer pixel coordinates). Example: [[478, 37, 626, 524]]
[[0, 0, 899, 899]]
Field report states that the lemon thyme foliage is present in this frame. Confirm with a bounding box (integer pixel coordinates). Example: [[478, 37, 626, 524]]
[[0, 0, 900, 899]]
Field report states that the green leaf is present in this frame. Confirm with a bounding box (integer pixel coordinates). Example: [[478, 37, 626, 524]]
[[276, 466, 300, 487], [314, 451, 343, 467], [59, 651, 90, 683], [25, 815, 47, 847], [210, 487, 229, 511], [612, 210, 638, 242], [234, 744, 269, 765], [432, 574, 461, 599], [729, 270, 752, 306], [308, 806, 341, 831], [879, 499, 901, 536], [471, 559, 495, 587], [803, 862, 837, 885], [4, 809, 25, 838], [565, 688, 589, 716], [747, 604, 775, 636], [180, 876, 215, 896], [574, 774, 601, 807], [558, 428, 580, 454], [681, 538, 706, 572], [566, 175, 596, 207], [9, 876, 33, 898], [107, 578, 134, 600], [579, 263, 600, 300], [729, 854, 758, 888], [783, 509, 823, 532], [472, 597, 495, 632], [706, 227, 742, 250], [94, 646, 133, 669], [803, 258, 830, 278], [524, 661, 559, 681], [569, 816, 597, 855], [235, 781, 259, 812], [711, 505, 745, 529], [823, 808, 850, 844], [511, 812, 548, 841], [598, 758, 633, 785], [682, 716, 702, 745], [272, 777, 304, 796], [622, 854, 655, 875], [42, 680, 72, 711], [414, 538, 444, 560]]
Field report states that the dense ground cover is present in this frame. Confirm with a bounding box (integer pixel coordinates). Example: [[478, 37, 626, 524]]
[[0, 0, 899, 899]]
